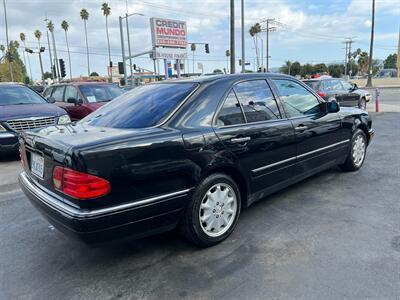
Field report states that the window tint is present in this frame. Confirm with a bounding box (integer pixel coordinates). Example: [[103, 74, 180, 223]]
[[64, 85, 78, 101], [52, 86, 65, 102], [216, 90, 245, 126], [341, 80, 352, 90], [81, 83, 197, 129], [234, 80, 280, 122], [323, 79, 342, 91], [272, 79, 321, 117]]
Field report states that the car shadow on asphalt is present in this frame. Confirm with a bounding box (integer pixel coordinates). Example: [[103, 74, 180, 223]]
[[0, 153, 19, 162]]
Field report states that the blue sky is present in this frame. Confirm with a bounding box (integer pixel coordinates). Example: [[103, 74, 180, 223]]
[[1, 0, 399, 80]]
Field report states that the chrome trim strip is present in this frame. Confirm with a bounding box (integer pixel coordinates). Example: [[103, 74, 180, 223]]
[[297, 139, 350, 159], [19, 172, 190, 219], [251, 139, 350, 173], [0, 132, 16, 138], [252, 156, 297, 173]]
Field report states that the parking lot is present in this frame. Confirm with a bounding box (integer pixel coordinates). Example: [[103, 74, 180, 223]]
[[1, 95, 399, 299]]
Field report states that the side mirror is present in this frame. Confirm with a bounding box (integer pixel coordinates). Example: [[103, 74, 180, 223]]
[[352, 83, 358, 90], [67, 97, 82, 105], [47, 96, 56, 103], [328, 100, 340, 113]]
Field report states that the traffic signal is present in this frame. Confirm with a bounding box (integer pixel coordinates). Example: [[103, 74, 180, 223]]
[[118, 62, 124, 74], [59, 59, 66, 78], [133, 64, 137, 71], [239, 59, 242, 66], [205, 43, 209, 53]]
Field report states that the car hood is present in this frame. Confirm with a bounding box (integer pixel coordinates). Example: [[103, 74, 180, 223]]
[[353, 89, 370, 96], [0, 104, 66, 121]]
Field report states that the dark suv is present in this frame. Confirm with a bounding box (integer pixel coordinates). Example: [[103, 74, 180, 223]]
[[303, 78, 371, 109], [43, 82, 123, 121]]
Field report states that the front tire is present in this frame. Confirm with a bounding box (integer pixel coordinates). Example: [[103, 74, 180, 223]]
[[339, 129, 367, 171], [179, 173, 241, 247], [358, 97, 367, 110]]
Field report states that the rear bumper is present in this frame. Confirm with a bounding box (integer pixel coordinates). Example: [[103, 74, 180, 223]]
[[19, 171, 189, 244], [0, 132, 19, 154]]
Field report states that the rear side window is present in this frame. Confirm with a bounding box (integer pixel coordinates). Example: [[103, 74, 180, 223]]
[[43, 87, 53, 99], [303, 81, 320, 90], [216, 90, 245, 126], [323, 80, 342, 91], [233, 80, 280, 122], [81, 83, 197, 129], [52, 86, 65, 102], [272, 79, 321, 118]]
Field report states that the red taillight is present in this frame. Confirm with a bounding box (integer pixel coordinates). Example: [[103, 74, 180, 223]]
[[317, 91, 326, 98], [52, 166, 110, 199]]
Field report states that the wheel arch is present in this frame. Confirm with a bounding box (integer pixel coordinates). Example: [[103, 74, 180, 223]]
[[201, 164, 250, 209]]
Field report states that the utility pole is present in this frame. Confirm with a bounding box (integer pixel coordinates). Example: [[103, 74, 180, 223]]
[[45, 27, 54, 80], [366, 0, 375, 87], [262, 18, 276, 72], [3, 0, 13, 81], [241, 0, 245, 73], [346, 37, 355, 77], [397, 25, 400, 78], [343, 41, 348, 76], [119, 16, 127, 85], [230, 0, 235, 74]]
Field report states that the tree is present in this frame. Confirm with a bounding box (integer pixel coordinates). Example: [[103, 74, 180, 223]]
[[212, 69, 223, 74], [300, 64, 314, 78], [34, 30, 45, 81], [0, 40, 26, 82], [80, 8, 90, 76], [90, 71, 99, 77], [101, 3, 112, 81], [43, 71, 52, 79], [383, 53, 397, 69], [313, 63, 328, 73], [328, 64, 345, 78], [0, 45, 5, 56], [61, 20, 72, 79], [249, 23, 261, 70]]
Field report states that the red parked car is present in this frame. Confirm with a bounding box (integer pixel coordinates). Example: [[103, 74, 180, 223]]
[[43, 82, 123, 121]]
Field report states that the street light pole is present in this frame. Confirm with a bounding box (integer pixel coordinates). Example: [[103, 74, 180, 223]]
[[230, 0, 235, 74], [119, 16, 127, 86], [45, 28, 54, 80], [125, 14, 134, 85], [3, 0, 13, 81], [366, 0, 375, 87], [241, 0, 245, 73]]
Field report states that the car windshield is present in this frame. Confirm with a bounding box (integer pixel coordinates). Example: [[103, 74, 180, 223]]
[[78, 84, 123, 102], [303, 81, 320, 90], [81, 83, 198, 129], [0, 85, 47, 106]]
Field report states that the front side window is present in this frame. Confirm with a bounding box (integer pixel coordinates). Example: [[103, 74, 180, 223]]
[[272, 79, 321, 118], [0, 85, 47, 105], [64, 85, 78, 101], [216, 90, 245, 126], [81, 83, 197, 129], [52, 86, 65, 102], [233, 80, 280, 123], [43, 87, 53, 99], [341, 80, 353, 90]]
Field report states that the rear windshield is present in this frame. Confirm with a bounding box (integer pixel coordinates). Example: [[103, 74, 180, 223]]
[[303, 81, 320, 90], [0, 85, 47, 106], [78, 84, 123, 102], [81, 83, 197, 129]]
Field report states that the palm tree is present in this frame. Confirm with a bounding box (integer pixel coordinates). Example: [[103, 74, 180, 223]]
[[80, 8, 90, 76], [20, 32, 33, 80], [249, 23, 261, 70], [47, 20, 59, 79], [101, 3, 112, 81], [34, 30, 45, 82], [61, 20, 72, 79]]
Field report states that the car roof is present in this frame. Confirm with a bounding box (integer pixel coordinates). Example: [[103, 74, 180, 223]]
[[158, 73, 294, 85], [50, 82, 115, 87]]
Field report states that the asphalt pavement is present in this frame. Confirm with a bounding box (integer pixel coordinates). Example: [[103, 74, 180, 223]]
[[0, 111, 399, 299]]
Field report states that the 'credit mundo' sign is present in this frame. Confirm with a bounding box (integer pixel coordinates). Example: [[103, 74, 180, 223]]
[[150, 17, 187, 48]]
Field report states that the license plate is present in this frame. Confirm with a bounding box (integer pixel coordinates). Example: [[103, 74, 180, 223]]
[[31, 153, 44, 178]]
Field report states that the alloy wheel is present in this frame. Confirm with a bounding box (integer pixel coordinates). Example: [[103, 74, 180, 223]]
[[352, 134, 366, 167]]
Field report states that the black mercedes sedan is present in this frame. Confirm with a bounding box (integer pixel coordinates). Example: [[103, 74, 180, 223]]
[[18, 74, 374, 247]]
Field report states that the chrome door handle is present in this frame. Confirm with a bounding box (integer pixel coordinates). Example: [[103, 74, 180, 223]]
[[295, 125, 308, 132], [231, 137, 251, 143]]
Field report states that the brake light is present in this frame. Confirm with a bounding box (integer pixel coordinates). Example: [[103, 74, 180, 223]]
[[317, 91, 326, 98], [52, 166, 110, 199]]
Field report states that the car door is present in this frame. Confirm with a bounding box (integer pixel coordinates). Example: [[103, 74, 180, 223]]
[[63, 85, 85, 121], [340, 80, 360, 107], [213, 79, 297, 200], [271, 78, 348, 174]]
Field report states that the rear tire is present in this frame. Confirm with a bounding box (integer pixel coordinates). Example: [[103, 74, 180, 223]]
[[179, 173, 241, 247], [339, 129, 367, 171]]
